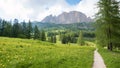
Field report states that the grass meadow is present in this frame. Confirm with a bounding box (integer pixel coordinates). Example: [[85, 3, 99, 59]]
[[0, 37, 95, 68], [98, 47, 120, 68]]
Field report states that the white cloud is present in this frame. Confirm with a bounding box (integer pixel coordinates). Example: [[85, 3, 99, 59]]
[[76, 0, 99, 18], [0, 0, 33, 21], [0, 0, 99, 22]]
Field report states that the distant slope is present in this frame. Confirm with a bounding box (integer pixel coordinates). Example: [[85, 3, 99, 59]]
[[32, 22, 95, 31], [41, 11, 93, 24]]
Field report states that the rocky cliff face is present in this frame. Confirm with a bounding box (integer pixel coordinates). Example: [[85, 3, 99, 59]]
[[41, 11, 93, 24]]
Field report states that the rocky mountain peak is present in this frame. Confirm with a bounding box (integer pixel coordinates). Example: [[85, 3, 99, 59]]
[[41, 11, 93, 24]]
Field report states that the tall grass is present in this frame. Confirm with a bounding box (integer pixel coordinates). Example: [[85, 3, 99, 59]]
[[0, 37, 95, 68]]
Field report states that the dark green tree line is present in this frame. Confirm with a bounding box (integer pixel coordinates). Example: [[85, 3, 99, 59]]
[[61, 32, 77, 44], [48, 35, 56, 43], [0, 19, 46, 41]]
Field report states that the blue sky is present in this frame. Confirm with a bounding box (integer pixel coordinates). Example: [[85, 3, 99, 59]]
[[66, 0, 81, 5], [0, 0, 98, 22]]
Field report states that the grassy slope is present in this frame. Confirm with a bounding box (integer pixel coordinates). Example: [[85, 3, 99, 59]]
[[98, 48, 120, 68], [0, 37, 95, 68]]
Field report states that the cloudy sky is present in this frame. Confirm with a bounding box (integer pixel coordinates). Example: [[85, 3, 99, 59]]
[[0, 0, 99, 22]]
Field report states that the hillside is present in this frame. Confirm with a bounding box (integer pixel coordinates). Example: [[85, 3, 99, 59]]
[[32, 22, 95, 31]]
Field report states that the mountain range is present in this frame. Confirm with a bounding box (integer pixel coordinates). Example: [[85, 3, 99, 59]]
[[41, 11, 93, 24]]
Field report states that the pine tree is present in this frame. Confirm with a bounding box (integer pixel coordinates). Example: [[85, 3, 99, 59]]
[[50, 36, 54, 43], [0, 20, 12, 37], [12, 19, 19, 37], [61, 34, 69, 44], [40, 30, 46, 41], [77, 31, 84, 46], [34, 25, 40, 40], [0, 19, 2, 36], [110, 0, 120, 49], [53, 36, 56, 43], [96, 0, 120, 51], [61, 34, 66, 44], [26, 20, 33, 39], [1, 20, 6, 36], [21, 21, 27, 38], [4, 22, 12, 37], [12, 19, 23, 38]]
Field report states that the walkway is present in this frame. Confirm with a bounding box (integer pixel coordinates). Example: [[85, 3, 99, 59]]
[[93, 49, 106, 68]]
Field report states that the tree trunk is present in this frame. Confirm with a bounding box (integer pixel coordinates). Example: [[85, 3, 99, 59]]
[[107, 44, 110, 50], [109, 42, 113, 51], [107, 24, 113, 51], [107, 42, 113, 51]]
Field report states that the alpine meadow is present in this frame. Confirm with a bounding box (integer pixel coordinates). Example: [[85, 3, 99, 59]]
[[0, 0, 120, 68]]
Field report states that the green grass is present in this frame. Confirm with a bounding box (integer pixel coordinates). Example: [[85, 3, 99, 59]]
[[98, 48, 120, 68], [0, 37, 95, 68]]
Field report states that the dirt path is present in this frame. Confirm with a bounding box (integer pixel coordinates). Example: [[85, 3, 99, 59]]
[[93, 49, 106, 68]]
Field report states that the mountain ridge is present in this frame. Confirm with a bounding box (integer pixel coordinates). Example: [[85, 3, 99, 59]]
[[41, 11, 93, 24]]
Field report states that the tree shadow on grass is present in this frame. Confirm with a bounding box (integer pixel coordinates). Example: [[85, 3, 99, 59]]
[[15, 62, 33, 68]]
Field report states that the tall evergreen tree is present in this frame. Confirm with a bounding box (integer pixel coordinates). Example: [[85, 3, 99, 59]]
[[26, 20, 33, 39], [3, 22, 12, 37], [34, 25, 40, 39], [0, 19, 2, 36], [110, 0, 120, 49], [61, 34, 69, 44], [40, 30, 46, 41], [0, 19, 12, 37], [12, 19, 22, 38], [77, 31, 84, 46], [53, 36, 56, 43], [21, 21, 27, 38], [96, 0, 120, 51], [12, 19, 18, 37], [1, 20, 6, 36]]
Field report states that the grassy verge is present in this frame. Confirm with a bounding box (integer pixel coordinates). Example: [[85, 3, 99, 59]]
[[98, 47, 120, 68], [0, 37, 95, 68]]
